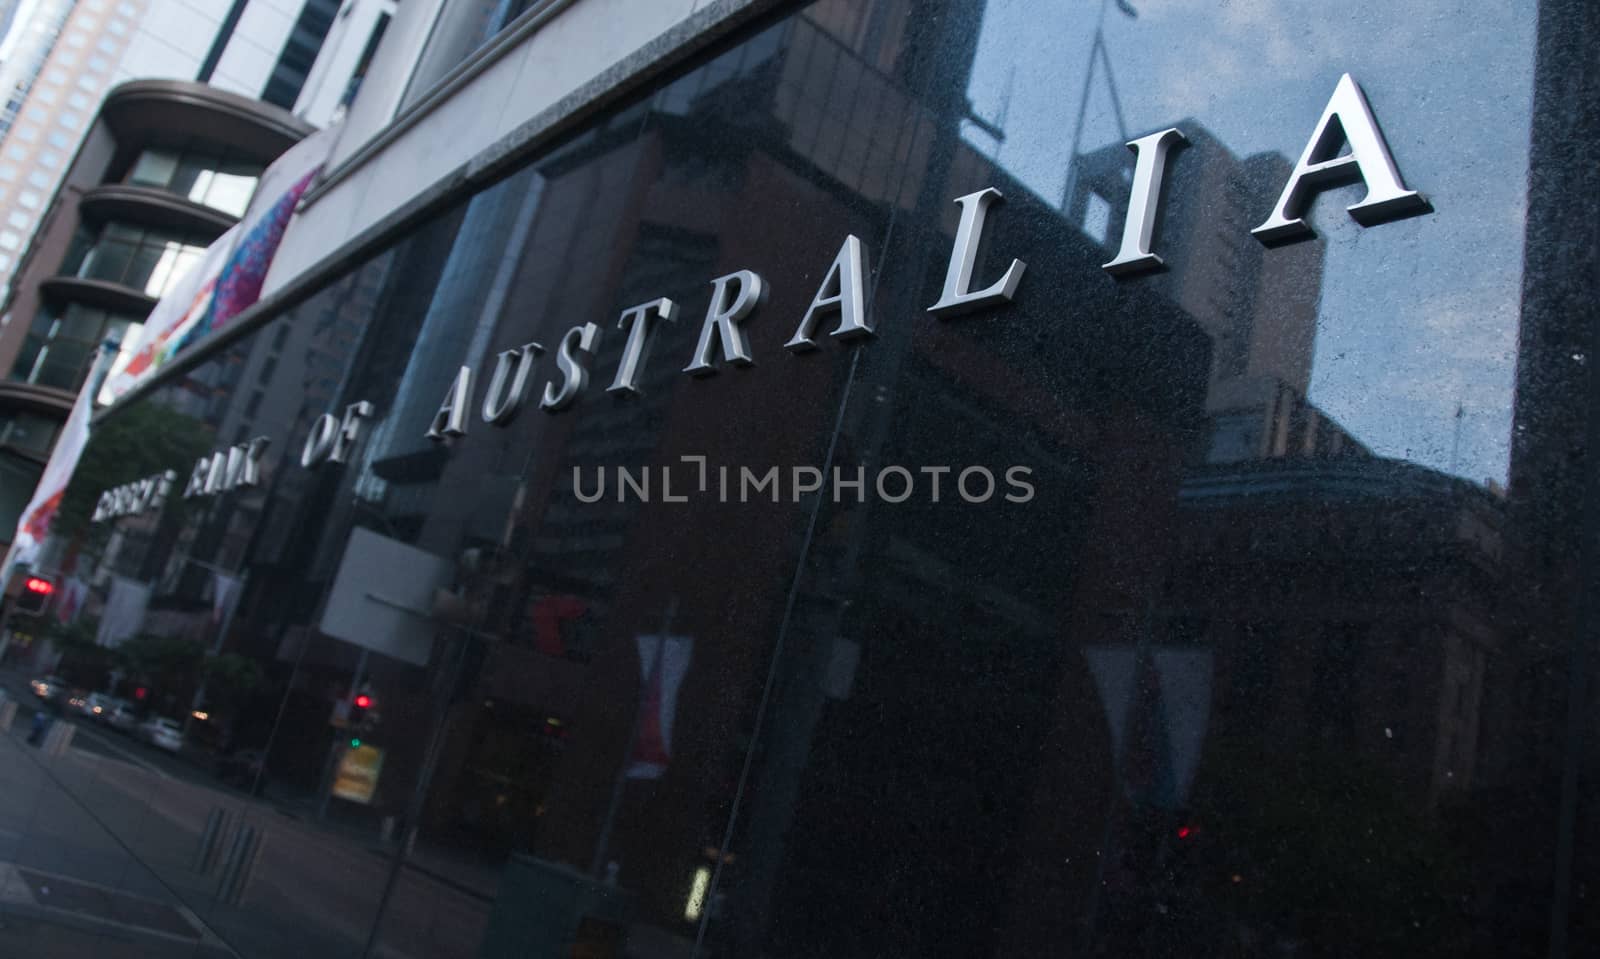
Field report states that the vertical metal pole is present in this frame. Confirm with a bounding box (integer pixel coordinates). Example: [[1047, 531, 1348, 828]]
[[589, 596, 677, 877]]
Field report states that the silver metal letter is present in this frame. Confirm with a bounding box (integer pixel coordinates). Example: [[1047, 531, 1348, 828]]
[[685, 270, 765, 375], [608, 297, 679, 396], [426, 366, 473, 440], [150, 470, 176, 514], [300, 414, 339, 468], [927, 188, 1026, 319], [183, 457, 211, 499], [1103, 127, 1187, 275], [1252, 73, 1429, 244], [331, 401, 374, 462], [481, 343, 543, 425], [542, 323, 601, 413], [203, 452, 230, 495], [786, 235, 872, 352], [240, 437, 270, 487]]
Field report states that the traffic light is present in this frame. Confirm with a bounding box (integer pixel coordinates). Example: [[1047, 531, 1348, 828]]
[[348, 688, 377, 742], [15, 575, 54, 616]]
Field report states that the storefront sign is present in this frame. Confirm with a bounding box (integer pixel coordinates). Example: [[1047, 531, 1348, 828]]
[[332, 743, 384, 804], [95, 73, 1427, 515]]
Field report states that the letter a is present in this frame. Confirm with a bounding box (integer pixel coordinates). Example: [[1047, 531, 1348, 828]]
[[1253, 73, 1429, 244]]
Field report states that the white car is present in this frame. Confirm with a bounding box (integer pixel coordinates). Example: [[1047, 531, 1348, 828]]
[[138, 717, 183, 753], [106, 703, 140, 733]]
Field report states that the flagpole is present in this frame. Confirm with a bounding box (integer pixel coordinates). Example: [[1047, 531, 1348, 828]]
[[1060, 0, 1137, 213], [0, 335, 121, 596], [590, 595, 677, 878]]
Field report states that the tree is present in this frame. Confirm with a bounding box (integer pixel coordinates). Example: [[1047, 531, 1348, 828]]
[[112, 633, 205, 713], [54, 402, 215, 544], [42, 619, 111, 688]]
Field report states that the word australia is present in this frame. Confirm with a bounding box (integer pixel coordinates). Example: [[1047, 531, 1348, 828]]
[[413, 73, 1425, 438]]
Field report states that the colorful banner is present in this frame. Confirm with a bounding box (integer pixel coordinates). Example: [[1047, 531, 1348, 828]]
[[104, 125, 338, 401], [210, 571, 243, 626], [95, 574, 150, 648], [54, 575, 88, 625], [100, 223, 237, 402], [625, 634, 693, 780], [177, 126, 338, 349], [3, 343, 102, 573]]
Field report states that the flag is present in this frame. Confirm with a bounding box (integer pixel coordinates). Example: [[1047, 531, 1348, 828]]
[[95, 574, 150, 648], [54, 575, 88, 625], [177, 125, 338, 348], [1085, 645, 1214, 809], [625, 634, 693, 780], [210, 571, 243, 626], [3, 342, 105, 574], [100, 223, 238, 402]]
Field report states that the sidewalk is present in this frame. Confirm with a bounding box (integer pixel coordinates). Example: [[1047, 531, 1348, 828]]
[[0, 712, 235, 958]]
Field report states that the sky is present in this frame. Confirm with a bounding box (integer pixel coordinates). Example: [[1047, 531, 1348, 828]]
[[959, 0, 1539, 486]]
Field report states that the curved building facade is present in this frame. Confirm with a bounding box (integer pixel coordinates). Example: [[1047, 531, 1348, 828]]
[[0, 79, 309, 543]]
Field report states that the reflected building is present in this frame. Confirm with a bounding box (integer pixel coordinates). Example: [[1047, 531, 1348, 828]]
[[28, 1, 1593, 958]]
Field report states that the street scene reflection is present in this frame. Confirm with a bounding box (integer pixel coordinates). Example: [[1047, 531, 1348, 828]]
[[0, 1, 1587, 957]]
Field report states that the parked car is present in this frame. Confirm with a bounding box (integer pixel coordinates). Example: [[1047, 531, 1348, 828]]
[[106, 703, 140, 733], [79, 693, 119, 720], [29, 676, 66, 704], [215, 749, 269, 795], [137, 717, 183, 753]]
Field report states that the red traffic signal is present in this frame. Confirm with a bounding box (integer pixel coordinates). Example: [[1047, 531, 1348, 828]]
[[353, 693, 373, 709], [15, 575, 54, 615]]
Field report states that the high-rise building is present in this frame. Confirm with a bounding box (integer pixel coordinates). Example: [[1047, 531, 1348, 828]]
[[0, 0, 393, 542], [0, 0, 393, 301]]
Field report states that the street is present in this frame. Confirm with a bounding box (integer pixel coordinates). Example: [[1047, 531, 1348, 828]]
[[0, 670, 494, 958]]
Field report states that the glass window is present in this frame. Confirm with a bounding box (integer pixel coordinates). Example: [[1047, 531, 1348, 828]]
[[17, 190, 41, 209], [0, 410, 60, 454], [6, 211, 27, 229], [0, 166, 15, 181], [262, 0, 341, 109], [66, 220, 210, 297], [0, 454, 42, 535], [57, 111, 80, 129], [404, 0, 540, 108], [0, 231, 18, 251], [126, 148, 178, 187], [10, 302, 139, 391], [123, 147, 261, 216]]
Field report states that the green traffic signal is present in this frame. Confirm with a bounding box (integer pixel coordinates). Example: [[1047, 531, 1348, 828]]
[[350, 737, 362, 748]]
